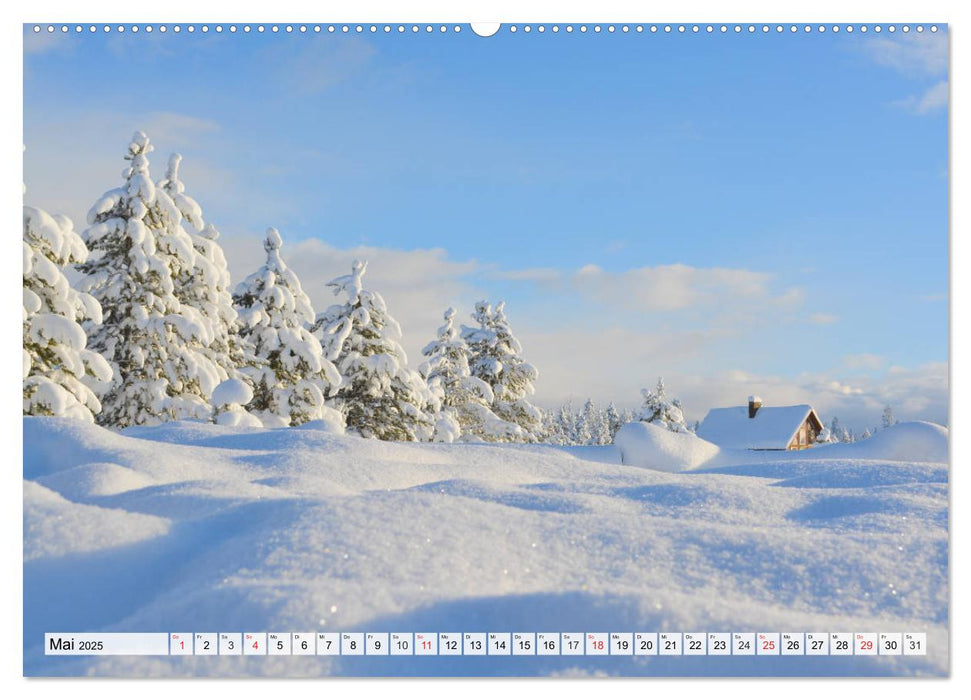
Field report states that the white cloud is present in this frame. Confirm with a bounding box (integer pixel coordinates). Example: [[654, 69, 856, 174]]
[[809, 312, 839, 325], [842, 353, 886, 371], [862, 33, 948, 116], [494, 267, 563, 284], [863, 32, 948, 77], [894, 80, 949, 115], [571, 263, 800, 315], [515, 325, 733, 409], [514, 314, 946, 431]]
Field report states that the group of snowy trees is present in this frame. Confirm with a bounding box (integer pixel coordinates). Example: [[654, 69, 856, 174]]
[[825, 405, 897, 444], [23, 132, 543, 443], [37, 132, 889, 448], [541, 378, 688, 446], [541, 400, 637, 446]]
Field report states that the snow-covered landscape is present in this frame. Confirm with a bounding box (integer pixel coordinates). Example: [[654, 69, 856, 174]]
[[23, 416, 947, 676], [22, 24, 949, 680]]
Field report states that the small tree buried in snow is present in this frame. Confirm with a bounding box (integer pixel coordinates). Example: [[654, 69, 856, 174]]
[[638, 377, 688, 433], [23, 204, 113, 421], [315, 260, 436, 441], [76, 131, 223, 427], [157, 153, 244, 383], [211, 378, 262, 428], [420, 307, 522, 442], [461, 301, 542, 441], [233, 228, 340, 427]]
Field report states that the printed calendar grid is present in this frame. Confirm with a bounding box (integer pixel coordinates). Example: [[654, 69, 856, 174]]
[[45, 632, 927, 657]]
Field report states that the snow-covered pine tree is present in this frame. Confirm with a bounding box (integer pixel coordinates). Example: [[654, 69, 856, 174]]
[[882, 405, 898, 429], [232, 228, 340, 427], [157, 153, 243, 383], [538, 407, 559, 444], [582, 399, 612, 445], [315, 260, 435, 441], [573, 398, 609, 445], [23, 202, 113, 421], [638, 377, 688, 432], [829, 416, 841, 440], [77, 131, 223, 427], [546, 402, 574, 445], [461, 301, 542, 441], [606, 402, 624, 441], [574, 400, 594, 446], [419, 307, 521, 442], [861, 428, 872, 440]]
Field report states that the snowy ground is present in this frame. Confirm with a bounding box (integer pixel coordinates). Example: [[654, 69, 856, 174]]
[[23, 417, 948, 677]]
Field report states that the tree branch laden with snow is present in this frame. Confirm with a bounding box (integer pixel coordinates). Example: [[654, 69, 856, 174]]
[[233, 228, 340, 427], [315, 260, 436, 441]]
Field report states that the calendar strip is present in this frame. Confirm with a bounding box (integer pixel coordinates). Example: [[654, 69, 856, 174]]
[[44, 632, 927, 656]]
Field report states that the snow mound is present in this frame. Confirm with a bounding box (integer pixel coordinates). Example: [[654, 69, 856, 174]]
[[292, 406, 345, 435], [774, 462, 948, 489], [211, 378, 252, 407], [614, 421, 720, 472], [22, 417, 947, 677], [818, 421, 948, 463], [36, 462, 158, 499], [24, 481, 170, 561]]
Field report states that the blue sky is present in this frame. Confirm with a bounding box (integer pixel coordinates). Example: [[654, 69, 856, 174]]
[[23, 24, 949, 428]]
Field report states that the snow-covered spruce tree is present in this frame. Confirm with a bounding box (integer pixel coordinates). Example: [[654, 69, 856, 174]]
[[23, 203, 112, 421], [461, 301, 542, 441], [232, 228, 340, 427], [420, 307, 522, 442], [77, 131, 223, 427], [580, 398, 611, 445], [557, 401, 581, 445], [314, 260, 435, 441], [638, 377, 688, 432], [605, 402, 624, 441], [537, 408, 559, 444], [157, 153, 244, 382], [882, 405, 898, 429]]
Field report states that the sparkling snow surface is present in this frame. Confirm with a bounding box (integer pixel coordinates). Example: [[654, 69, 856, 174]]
[[23, 418, 948, 677]]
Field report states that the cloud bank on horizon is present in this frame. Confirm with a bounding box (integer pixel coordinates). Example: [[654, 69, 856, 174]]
[[23, 25, 948, 430]]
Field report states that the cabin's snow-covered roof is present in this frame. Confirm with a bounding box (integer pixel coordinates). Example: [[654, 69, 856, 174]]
[[697, 404, 816, 450]]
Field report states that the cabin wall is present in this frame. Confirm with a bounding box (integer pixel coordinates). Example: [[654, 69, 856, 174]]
[[786, 417, 819, 450]]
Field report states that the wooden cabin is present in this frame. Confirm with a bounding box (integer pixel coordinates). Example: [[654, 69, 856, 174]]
[[696, 396, 824, 451]]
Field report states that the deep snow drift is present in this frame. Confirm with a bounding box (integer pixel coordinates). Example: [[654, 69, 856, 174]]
[[616, 419, 948, 473], [23, 418, 948, 677]]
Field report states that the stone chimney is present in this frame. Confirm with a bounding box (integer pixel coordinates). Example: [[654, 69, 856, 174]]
[[748, 395, 762, 419]]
